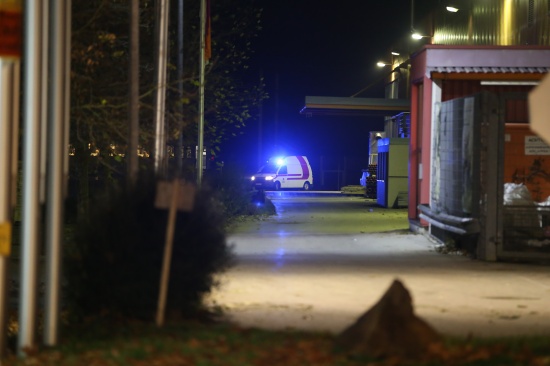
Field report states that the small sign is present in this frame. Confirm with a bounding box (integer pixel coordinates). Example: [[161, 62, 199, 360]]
[[525, 136, 550, 155], [154, 180, 195, 211], [0, 222, 11, 256], [529, 73, 550, 145], [0, 7, 22, 58]]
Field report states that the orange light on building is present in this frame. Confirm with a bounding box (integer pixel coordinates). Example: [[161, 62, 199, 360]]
[[0, 0, 22, 59]]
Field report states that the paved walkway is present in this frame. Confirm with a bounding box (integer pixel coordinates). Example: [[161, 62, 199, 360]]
[[206, 195, 550, 339]]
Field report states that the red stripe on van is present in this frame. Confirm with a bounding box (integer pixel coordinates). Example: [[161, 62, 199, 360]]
[[296, 156, 309, 180], [280, 174, 301, 179]]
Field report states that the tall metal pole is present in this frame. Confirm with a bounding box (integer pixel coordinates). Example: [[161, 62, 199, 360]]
[[19, 0, 44, 355], [128, 0, 139, 185], [258, 69, 263, 167], [44, 0, 70, 346], [0, 59, 18, 359], [0, 1, 22, 359], [0, 62, 10, 359], [258, 92, 263, 167], [197, 0, 206, 185], [63, 0, 71, 199], [11, 62, 21, 210], [176, 0, 184, 174], [153, 0, 170, 177], [274, 74, 279, 147], [39, 0, 50, 207], [410, 0, 415, 32]]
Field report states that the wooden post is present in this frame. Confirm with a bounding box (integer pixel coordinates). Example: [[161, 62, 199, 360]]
[[154, 179, 195, 326]]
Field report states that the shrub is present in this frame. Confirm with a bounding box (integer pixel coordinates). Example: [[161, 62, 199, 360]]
[[204, 164, 276, 220], [64, 174, 234, 322]]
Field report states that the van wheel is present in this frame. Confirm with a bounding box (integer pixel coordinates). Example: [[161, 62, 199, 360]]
[[303, 182, 310, 191], [275, 181, 281, 191]]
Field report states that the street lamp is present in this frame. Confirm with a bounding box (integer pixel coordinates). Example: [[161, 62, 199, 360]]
[[446, 6, 459, 12], [411, 32, 431, 40], [377, 61, 391, 67]]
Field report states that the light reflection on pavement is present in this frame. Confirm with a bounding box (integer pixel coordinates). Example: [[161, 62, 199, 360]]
[[206, 193, 550, 338]]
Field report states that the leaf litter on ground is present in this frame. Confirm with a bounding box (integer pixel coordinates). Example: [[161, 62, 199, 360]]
[[3, 319, 550, 365]]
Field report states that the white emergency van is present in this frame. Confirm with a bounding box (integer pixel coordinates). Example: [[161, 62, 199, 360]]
[[251, 156, 313, 191]]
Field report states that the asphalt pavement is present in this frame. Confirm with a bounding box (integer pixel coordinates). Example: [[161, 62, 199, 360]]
[[205, 192, 550, 339]]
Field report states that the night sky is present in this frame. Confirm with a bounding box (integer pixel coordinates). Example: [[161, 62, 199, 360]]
[[221, 0, 434, 184]]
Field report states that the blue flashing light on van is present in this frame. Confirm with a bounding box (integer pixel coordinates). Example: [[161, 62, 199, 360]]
[[251, 156, 313, 191]]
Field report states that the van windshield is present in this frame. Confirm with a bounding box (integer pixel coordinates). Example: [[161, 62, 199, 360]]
[[257, 163, 278, 174]]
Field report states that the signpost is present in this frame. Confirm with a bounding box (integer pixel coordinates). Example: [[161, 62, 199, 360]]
[[154, 179, 195, 326]]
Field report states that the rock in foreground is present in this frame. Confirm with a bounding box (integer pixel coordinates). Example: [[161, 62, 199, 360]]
[[336, 279, 441, 359]]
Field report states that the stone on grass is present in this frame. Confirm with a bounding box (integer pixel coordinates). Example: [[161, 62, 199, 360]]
[[336, 279, 441, 359]]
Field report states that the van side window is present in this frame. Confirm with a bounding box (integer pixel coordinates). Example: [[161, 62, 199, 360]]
[[278, 166, 287, 175]]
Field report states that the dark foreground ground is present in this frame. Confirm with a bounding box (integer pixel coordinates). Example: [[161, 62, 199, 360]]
[[5, 194, 550, 365], [5, 319, 550, 365]]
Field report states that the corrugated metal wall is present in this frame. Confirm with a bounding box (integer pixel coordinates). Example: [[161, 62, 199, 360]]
[[432, 0, 550, 46]]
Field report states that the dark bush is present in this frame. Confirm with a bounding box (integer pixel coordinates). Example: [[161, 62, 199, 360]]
[[64, 174, 234, 322], [204, 164, 276, 220]]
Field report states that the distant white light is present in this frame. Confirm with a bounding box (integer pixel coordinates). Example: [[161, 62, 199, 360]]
[[412, 33, 424, 40], [276, 158, 284, 166], [391, 51, 400, 56], [446, 6, 459, 12], [377, 61, 388, 67]]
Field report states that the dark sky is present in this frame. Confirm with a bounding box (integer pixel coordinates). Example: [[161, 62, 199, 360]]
[[221, 0, 433, 174]]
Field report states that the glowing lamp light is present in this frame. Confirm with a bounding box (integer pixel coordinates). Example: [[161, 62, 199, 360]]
[[377, 61, 389, 67], [265, 175, 274, 181], [446, 6, 459, 12], [411, 32, 424, 40], [391, 51, 400, 56], [250, 176, 255, 181], [275, 158, 285, 166]]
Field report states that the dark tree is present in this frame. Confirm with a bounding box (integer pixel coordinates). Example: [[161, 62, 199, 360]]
[[70, 0, 267, 213]]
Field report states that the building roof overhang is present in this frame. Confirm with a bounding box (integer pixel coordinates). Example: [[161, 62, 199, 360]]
[[411, 45, 550, 82], [300, 96, 410, 116]]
